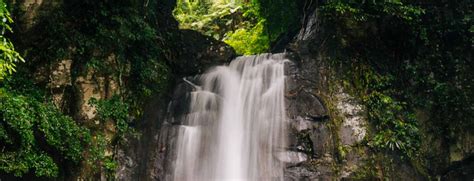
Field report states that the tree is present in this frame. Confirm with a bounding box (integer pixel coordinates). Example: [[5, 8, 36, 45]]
[[0, 1, 24, 80]]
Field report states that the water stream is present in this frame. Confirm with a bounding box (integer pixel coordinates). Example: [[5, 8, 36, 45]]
[[172, 53, 289, 180]]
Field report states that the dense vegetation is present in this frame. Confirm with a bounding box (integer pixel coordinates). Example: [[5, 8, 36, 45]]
[[1, 0, 171, 178], [1, 1, 88, 178], [0, 90, 91, 177], [173, 0, 300, 55], [0, 1, 23, 80], [318, 0, 472, 178]]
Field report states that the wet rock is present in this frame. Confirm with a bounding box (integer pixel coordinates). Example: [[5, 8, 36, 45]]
[[335, 91, 366, 146], [310, 123, 333, 158], [284, 57, 328, 121], [340, 147, 368, 178], [291, 116, 313, 132], [275, 151, 308, 166], [284, 166, 321, 181], [115, 148, 136, 181], [282, 8, 370, 180], [169, 30, 235, 76], [166, 82, 194, 124], [287, 90, 328, 120]]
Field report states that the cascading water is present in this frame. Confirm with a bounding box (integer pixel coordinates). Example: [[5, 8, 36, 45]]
[[171, 53, 289, 180]]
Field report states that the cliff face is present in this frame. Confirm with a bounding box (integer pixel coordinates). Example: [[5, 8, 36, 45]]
[[283, 8, 473, 180], [142, 9, 418, 180], [9, 0, 472, 180], [9, 0, 234, 180], [282, 9, 419, 180], [121, 9, 407, 180], [127, 5, 472, 181]]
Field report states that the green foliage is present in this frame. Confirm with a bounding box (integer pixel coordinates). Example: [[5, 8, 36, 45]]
[[0, 90, 91, 177], [352, 153, 397, 179], [1, 2, 95, 178], [89, 95, 131, 141], [173, 0, 300, 54], [85, 133, 107, 170], [322, 1, 424, 22], [320, 0, 472, 174], [103, 156, 118, 177], [343, 64, 421, 160], [365, 91, 419, 158], [174, 0, 233, 40], [2, 1, 175, 178], [174, 0, 264, 54], [0, 1, 24, 80], [250, 0, 300, 41], [83, 128, 118, 180], [174, 0, 262, 40], [127, 51, 170, 109], [224, 20, 269, 55], [11, 2, 172, 177], [23, 0, 170, 108]]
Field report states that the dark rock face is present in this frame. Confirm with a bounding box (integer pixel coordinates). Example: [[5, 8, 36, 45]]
[[309, 123, 333, 159], [117, 7, 362, 181], [283, 7, 443, 181], [133, 52, 334, 180], [284, 6, 474, 181], [138, 79, 199, 181], [282, 8, 424, 180], [167, 30, 236, 76], [282, 8, 370, 180], [138, 52, 335, 180], [442, 155, 474, 180], [116, 79, 194, 181], [283, 53, 338, 180], [116, 56, 232, 180], [284, 166, 321, 181], [118, 2, 471, 181], [114, 1, 235, 180]]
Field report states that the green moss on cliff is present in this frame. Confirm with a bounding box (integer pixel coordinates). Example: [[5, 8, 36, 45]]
[[1, 0, 176, 178], [319, 0, 472, 178]]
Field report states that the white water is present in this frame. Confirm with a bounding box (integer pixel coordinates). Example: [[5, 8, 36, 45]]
[[172, 54, 288, 180]]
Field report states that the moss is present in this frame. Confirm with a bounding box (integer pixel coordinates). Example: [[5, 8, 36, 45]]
[[351, 156, 380, 180], [319, 1, 473, 178], [5, 1, 176, 179], [317, 65, 348, 175]]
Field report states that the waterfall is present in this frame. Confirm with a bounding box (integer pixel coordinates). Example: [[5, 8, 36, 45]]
[[171, 53, 289, 180]]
